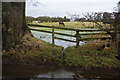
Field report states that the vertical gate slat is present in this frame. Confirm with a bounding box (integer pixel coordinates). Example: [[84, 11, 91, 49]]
[[76, 30, 80, 47], [52, 26, 55, 44]]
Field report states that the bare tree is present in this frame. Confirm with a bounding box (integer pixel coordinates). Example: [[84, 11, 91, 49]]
[[83, 1, 120, 56], [67, 12, 80, 21], [82, 12, 118, 41]]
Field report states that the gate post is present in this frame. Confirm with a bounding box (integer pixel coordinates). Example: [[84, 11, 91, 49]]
[[52, 26, 55, 44], [75, 30, 80, 48]]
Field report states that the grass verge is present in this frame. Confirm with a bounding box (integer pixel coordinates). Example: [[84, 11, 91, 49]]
[[2, 34, 63, 65], [64, 41, 120, 69], [3, 35, 120, 69]]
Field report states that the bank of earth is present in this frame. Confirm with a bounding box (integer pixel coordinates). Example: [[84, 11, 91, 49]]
[[3, 35, 120, 70]]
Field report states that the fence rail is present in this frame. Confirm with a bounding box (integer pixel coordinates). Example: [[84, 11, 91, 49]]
[[28, 24, 111, 47], [81, 37, 112, 41]]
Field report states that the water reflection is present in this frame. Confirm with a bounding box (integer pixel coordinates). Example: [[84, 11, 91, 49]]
[[31, 69, 74, 79], [3, 64, 120, 79]]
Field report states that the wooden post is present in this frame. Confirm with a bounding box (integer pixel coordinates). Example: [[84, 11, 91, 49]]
[[76, 30, 80, 48], [52, 26, 55, 44]]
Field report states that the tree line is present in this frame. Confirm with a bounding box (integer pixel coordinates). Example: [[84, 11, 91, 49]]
[[73, 12, 115, 23], [26, 16, 70, 23], [26, 12, 116, 23]]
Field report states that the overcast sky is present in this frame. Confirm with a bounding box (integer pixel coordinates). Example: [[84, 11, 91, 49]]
[[26, 0, 120, 18]]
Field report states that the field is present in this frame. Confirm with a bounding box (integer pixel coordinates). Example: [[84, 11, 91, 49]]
[[30, 21, 107, 29], [29, 21, 112, 42]]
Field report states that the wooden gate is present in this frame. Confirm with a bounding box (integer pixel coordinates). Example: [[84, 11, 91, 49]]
[[28, 24, 112, 47]]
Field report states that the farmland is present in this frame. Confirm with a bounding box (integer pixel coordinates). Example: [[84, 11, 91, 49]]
[[30, 21, 106, 29]]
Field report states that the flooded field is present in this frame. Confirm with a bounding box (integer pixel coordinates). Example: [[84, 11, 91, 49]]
[[31, 29, 87, 48]]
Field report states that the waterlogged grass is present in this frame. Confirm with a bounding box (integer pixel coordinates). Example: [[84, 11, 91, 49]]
[[29, 26, 67, 31], [29, 26, 101, 37], [29, 27, 51, 30], [64, 42, 119, 69]]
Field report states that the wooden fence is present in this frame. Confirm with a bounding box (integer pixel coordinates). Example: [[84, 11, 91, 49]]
[[28, 24, 112, 47]]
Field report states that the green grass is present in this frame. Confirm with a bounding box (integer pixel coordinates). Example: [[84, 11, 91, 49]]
[[3, 35, 119, 69], [29, 21, 105, 29], [64, 42, 119, 69]]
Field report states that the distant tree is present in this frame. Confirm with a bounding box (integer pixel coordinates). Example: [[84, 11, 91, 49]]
[[103, 12, 112, 20], [67, 12, 80, 21], [64, 16, 67, 19], [102, 12, 115, 24], [35, 16, 70, 22], [26, 16, 35, 23]]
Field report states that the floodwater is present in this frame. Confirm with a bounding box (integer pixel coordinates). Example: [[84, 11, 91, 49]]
[[31, 30, 87, 48], [2, 64, 120, 79], [30, 27, 101, 48]]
